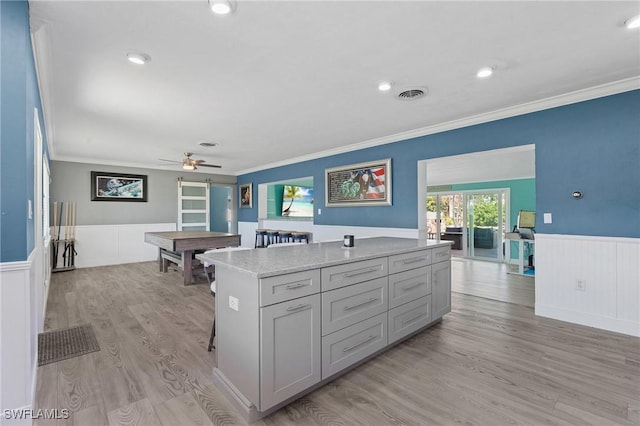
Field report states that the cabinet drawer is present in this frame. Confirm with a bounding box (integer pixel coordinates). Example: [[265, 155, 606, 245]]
[[260, 269, 321, 307], [388, 266, 431, 309], [388, 250, 431, 274], [321, 257, 388, 291], [321, 277, 388, 336], [321, 312, 387, 379], [431, 245, 451, 263], [388, 295, 431, 344]]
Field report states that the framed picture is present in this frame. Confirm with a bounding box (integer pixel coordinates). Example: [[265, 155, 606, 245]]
[[325, 158, 391, 207], [91, 171, 147, 202], [239, 182, 253, 208]]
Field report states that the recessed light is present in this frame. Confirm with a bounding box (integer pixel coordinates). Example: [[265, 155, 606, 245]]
[[476, 67, 494, 78], [378, 81, 392, 91], [127, 52, 150, 65], [625, 15, 640, 29], [209, 0, 234, 15]]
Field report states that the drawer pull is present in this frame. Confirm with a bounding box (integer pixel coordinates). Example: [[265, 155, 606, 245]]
[[342, 335, 377, 353], [402, 312, 426, 325], [285, 282, 308, 290], [402, 282, 424, 292], [436, 251, 448, 257], [343, 267, 379, 278], [344, 297, 378, 311], [401, 257, 426, 265], [286, 303, 310, 312]]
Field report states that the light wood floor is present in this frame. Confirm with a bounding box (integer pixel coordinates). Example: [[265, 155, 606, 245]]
[[34, 262, 639, 425], [451, 257, 535, 307]]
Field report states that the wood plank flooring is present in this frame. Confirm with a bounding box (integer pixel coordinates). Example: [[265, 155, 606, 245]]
[[34, 261, 638, 425], [452, 257, 535, 307]]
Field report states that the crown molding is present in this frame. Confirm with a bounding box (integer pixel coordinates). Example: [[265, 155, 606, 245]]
[[235, 77, 640, 176]]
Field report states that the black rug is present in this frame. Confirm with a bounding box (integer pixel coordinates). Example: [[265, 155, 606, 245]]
[[38, 324, 100, 366]]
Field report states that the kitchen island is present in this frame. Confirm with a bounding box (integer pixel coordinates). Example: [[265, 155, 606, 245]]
[[197, 236, 452, 422]]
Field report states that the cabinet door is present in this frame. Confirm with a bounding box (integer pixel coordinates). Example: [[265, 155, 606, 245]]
[[260, 294, 321, 411], [431, 260, 451, 319]]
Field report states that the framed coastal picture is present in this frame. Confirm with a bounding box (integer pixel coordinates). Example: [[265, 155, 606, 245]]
[[239, 183, 253, 208], [90, 171, 147, 202], [325, 158, 391, 207]]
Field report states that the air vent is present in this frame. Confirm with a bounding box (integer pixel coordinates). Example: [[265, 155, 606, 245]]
[[199, 142, 218, 147], [397, 88, 426, 101]]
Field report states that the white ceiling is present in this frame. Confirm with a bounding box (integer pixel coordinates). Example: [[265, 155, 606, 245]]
[[29, 1, 640, 176]]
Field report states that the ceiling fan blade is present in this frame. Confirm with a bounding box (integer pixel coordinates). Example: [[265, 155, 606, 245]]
[[197, 163, 222, 168], [159, 158, 181, 163]]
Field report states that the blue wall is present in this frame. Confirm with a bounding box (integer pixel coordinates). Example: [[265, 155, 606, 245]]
[[0, 0, 45, 262], [239, 90, 640, 238]]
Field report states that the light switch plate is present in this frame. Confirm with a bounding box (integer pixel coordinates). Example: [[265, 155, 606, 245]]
[[543, 213, 552, 224]]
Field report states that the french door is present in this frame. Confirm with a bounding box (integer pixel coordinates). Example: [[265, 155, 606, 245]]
[[427, 189, 508, 261]]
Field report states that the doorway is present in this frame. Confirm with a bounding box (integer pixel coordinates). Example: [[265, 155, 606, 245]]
[[417, 145, 536, 308]]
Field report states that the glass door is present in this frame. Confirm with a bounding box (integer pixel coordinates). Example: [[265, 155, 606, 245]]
[[428, 189, 508, 260], [467, 192, 505, 260], [178, 181, 210, 231]]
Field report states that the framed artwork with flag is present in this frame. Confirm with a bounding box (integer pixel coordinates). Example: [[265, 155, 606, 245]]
[[325, 159, 392, 207]]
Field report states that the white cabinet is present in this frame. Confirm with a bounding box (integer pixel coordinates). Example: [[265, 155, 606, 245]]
[[431, 259, 451, 319], [206, 239, 452, 422], [260, 294, 321, 411]]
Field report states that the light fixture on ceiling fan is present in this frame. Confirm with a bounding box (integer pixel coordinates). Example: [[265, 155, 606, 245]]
[[209, 0, 235, 15], [159, 152, 222, 170]]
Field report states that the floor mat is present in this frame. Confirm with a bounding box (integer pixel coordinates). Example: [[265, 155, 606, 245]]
[[38, 323, 100, 366]]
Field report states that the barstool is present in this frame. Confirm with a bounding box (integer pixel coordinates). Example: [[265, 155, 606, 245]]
[[278, 230, 293, 243], [291, 232, 310, 243], [255, 229, 268, 248], [266, 230, 280, 246], [204, 246, 251, 351]]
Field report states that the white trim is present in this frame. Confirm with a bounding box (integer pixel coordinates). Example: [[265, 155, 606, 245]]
[[48, 78, 639, 175], [534, 233, 640, 244], [535, 304, 640, 338], [0, 249, 36, 272], [234, 78, 639, 175]]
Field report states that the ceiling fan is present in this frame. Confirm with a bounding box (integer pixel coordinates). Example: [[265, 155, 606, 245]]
[[160, 152, 222, 170]]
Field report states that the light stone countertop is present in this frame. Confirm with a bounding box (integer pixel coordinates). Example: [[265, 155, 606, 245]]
[[196, 236, 452, 278]]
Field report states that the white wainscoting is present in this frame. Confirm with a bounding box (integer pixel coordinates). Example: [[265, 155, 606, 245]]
[[0, 250, 37, 414], [535, 233, 640, 337], [52, 223, 176, 268], [239, 221, 418, 248]]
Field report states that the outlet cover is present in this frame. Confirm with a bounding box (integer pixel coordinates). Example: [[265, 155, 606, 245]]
[[575, 279, 586, 291], [229, 295, 239, 311]]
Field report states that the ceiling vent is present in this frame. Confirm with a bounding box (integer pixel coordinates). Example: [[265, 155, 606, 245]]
[[397, 88, 427, 101]]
